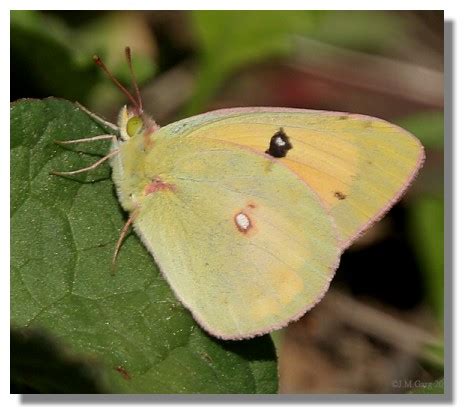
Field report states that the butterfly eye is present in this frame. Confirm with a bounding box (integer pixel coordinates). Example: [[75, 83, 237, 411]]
[[126, 116, 143, 137]]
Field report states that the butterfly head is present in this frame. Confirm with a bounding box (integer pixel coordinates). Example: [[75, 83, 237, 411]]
[[117, 105, 158, 142]]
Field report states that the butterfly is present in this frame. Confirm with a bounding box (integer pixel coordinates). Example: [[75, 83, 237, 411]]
[[53, 48, 424, 340]]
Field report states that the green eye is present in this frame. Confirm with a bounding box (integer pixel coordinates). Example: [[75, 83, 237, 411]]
[[126, 116, 143, 137]]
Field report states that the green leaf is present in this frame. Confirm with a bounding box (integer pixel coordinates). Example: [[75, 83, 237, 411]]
[[10, 98, 278, 394], [11, 11, 99, 102], [186, 11, 318, 114], [397, 112, 444, 150], [409, 197, 444, 323], [421, 340, 445, 372], [11, 11, 157, 112], [310, 11, 406, 52], [78, 11, 157, 84], [76, 11, 158, 112]]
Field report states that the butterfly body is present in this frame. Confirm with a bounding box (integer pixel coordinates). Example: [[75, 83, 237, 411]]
[[56, 49, 424, 340], [109, 106, 341, 339], [104, 103, 423, 339]]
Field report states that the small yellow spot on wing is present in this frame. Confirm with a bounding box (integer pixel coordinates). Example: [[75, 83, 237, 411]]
[[251, 296, 281, 320], [274, 269, 304, 305], [249, 270, 304, 321]]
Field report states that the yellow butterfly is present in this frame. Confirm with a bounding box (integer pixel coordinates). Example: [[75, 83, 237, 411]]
[[53, 48, 424, 339]]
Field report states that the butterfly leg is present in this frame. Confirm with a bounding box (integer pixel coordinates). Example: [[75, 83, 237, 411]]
[[75, 102, 119, 132], [50, 148, 119, 176], [112, 210, 140, 274]]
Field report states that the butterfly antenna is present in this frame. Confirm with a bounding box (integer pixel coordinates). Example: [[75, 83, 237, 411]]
[[93, 54, 141, 113], [125, 47, 143, 113]]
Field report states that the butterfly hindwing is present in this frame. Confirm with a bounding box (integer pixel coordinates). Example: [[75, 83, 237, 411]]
[[112, 132, 340, 339]]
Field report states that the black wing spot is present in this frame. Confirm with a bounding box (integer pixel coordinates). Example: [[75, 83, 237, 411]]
[[265, 128, 293, 158], [334, 191, 347, 200]]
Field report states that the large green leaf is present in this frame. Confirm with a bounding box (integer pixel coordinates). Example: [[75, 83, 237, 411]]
[[10, 98, 278, 394]]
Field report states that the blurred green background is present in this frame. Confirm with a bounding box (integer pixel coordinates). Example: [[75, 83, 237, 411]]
[[10, 10, 444, 394]]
